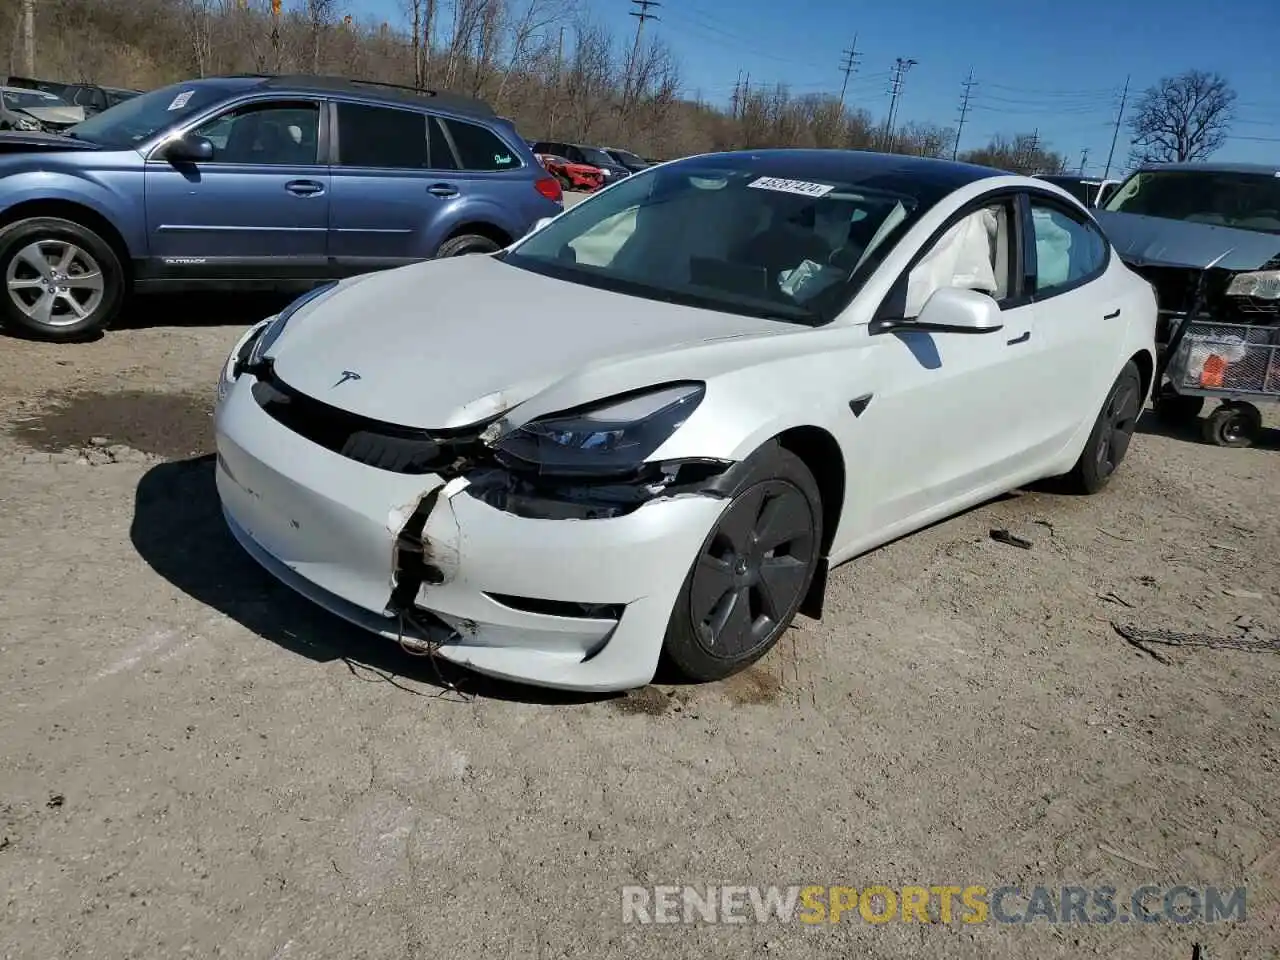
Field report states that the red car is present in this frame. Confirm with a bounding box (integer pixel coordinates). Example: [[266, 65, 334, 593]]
[[536, 153, 605, 192]]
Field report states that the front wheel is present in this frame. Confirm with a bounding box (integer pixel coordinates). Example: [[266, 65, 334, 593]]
[[0, 216, 125, 341], [661, 445, 822, 683], [1060, 360, 1143, 494], [436, 234, 502, 257]]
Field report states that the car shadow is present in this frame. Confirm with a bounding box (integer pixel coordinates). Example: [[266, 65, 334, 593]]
[[1134, 407, 1280, 451], [115, 292, 297, 331], [129, 455, 610, 706]]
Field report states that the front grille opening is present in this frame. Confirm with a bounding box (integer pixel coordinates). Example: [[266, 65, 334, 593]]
[[250, 363, 488, 474], [485, 592, 624, 621]]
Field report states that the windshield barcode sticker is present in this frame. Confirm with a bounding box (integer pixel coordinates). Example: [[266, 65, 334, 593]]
[[167, 90, 194, 111], [747, 177, 835, 198]]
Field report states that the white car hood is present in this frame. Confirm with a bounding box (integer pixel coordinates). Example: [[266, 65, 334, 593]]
[[270, 255, 794, 429]]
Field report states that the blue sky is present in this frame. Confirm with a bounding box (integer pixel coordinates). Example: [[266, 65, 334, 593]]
[[355, 0, 1280, 174]]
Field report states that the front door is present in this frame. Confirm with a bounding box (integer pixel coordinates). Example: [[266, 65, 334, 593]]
[[839, 196, 1045, 540], [143, 97, 330, 281]]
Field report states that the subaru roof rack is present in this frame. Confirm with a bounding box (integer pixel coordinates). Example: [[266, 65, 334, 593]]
[[221, 73, 494, 117]]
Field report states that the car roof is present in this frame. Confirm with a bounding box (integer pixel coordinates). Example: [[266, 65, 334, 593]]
[[671, 148, 1003, 195], [208, 73, 495, 119], [0, 85, 60, 95], [1132, 161, 1280, 176]]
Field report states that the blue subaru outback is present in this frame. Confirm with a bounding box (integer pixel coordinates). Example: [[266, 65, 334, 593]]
[[0, 74, 564, 340]]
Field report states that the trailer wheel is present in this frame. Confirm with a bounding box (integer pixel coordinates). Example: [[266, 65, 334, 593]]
[[1201, 402, 1261, 448]]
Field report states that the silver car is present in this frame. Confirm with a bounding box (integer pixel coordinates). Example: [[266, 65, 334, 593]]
[[0, 86, 86, 134]]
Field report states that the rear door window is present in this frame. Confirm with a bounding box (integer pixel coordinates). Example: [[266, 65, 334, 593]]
[[335, 102, 428, 169]]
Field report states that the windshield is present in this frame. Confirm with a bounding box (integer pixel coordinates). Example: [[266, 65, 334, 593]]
[[1104, 169, 1280, 234], [612, 149, 645, 166], [2, 89, 73, 110], [65, 82, 235, 148], [577, 146, 616, 167], [502, 161, 923, 325]]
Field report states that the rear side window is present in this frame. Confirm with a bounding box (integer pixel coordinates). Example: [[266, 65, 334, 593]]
[[336, 102, 427, 169], [444, 118, 521, 171]]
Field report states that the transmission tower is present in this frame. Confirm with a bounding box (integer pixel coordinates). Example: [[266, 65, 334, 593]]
[[882, 57, 918, 150], [624, 0, 661, 106]]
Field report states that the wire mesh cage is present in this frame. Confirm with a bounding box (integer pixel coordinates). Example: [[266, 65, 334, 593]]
[[1168, 321, 1280, 397]]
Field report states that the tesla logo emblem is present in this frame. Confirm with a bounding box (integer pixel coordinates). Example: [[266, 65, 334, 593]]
[[332, 370, 362, 388]]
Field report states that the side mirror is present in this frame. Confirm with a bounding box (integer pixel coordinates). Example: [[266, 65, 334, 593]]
[[875, 286, 1003, 335], [914, 286, 1003, 333], [163, 133, 214, 163]]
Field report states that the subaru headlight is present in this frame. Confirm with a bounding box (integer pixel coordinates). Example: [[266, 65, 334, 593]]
[[494, 382, 705, 478], [1226, 271, 1280, 300], [244, 280, 339, 369]]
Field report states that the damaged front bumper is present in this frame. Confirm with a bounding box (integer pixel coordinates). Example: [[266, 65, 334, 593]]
[[213, 376, 732, 692]]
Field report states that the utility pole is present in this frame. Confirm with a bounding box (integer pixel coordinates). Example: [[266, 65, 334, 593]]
[[1078, 147, 1090, 175], [952, 68, 976, 160], [624, 0, 660, 107], [882, 57, 917, 151], [20, 0, 35, 76], [731, 70, 742, 119], [1103, 74, 1129, 180], [837, 34, 861, 111]]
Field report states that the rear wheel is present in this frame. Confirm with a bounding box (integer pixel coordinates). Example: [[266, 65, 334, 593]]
[[662, 445, 822, 682], [436, 234, 503, 257], [0, 216, 125, 341], [1061, 360, 1143, 494]]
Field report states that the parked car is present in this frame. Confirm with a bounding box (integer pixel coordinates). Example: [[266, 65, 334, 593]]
[[0, 73, 562, 340], [536, 152, 604, 192], [1093, 162, 1280, 350], [1033, 174, 1120, 208], [6, 75, 141, 116], [602, 147, 650, 173], [530, 140, 632, 182], [0, 86, 85, 133], [212, 148, 1157, 693]]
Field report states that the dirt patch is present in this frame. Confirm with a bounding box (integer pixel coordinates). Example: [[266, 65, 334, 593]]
[[9, 389, 215, 460], [721, 664, 783, 705], [609, 686, 674, 716]]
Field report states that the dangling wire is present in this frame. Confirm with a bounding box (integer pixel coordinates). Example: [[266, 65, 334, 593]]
[[397, 610, 473, 701]]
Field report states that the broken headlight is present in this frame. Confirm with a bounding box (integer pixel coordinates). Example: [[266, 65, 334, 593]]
[[1226, 271, 1280, 300], [245, 280, 340, 368], [494, 382, 705, 478]]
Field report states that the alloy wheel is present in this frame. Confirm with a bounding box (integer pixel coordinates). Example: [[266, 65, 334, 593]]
[[5, 239, 105, 328], [688, 480, 816, 660], [1095, 378, 1140, 476]]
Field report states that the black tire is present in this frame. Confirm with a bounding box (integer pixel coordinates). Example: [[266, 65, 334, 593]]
[[0, 216, 125, 341], [555, 173, 573, 192], [661, 444, 822, 683], [1200, 402, 1261, 448], [436, 234, 503, 257], [1153, 389, 1204, 426], [1061, 360, 1143, 494]]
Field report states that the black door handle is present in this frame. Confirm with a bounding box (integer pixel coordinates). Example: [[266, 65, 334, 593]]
[[427, 183, 459, 198], [1006, 330, 1031, 345], [285, 180, 324, 196], [1103, 308, 1121, 320]]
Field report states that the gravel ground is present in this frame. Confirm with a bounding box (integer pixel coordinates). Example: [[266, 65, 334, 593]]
[[1, 295, 1278, 960]]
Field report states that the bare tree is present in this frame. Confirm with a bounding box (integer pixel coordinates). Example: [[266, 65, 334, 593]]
[[307, 0, 336, 72], [1127, 69, 1236, 165]]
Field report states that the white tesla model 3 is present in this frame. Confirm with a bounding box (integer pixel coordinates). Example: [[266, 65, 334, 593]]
[[213, 149, 1157, 693]]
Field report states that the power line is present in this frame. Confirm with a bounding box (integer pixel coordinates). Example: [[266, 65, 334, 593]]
[[1103, 73, 1129, 180], [837, 33, 861, 110], [953, 68, 976, 160]]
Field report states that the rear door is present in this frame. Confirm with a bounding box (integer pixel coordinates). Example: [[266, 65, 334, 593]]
[[327, 100, 460, 272], [1019, 191, 1125, 449], [143, 97, 330, 281]]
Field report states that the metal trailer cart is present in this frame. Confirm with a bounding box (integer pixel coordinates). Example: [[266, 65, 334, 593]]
[[1153, 315, 1280, 447]]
